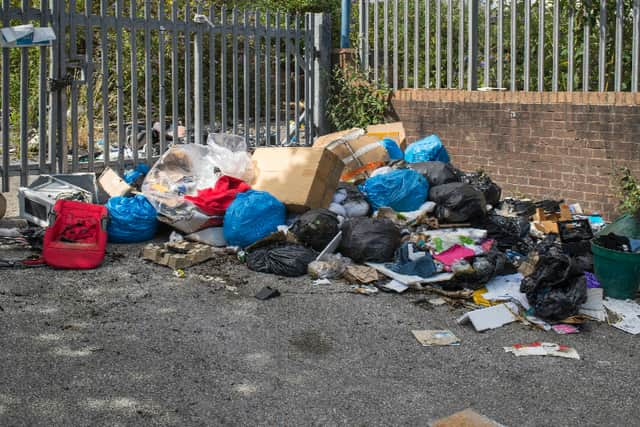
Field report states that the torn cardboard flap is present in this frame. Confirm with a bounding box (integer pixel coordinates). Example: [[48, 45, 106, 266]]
[[98, 167, 132, 200], [251, 147, 344, 212]]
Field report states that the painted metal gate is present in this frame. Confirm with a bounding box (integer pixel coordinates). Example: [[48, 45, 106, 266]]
[[0, 0, 331, 192]]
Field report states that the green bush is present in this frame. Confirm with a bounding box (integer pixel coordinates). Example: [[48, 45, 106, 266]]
[[327, 65, 391, 131], [616, 167, 640, 216]]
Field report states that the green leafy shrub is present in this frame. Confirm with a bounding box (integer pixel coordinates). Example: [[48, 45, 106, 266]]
[[616, 167, 640, 216], [327, 65, 391, 131]]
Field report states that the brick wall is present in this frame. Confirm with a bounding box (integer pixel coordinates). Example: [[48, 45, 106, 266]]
[[391, 90, 640, 220]]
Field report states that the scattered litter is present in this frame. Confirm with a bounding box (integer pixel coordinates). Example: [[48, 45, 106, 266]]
[[308, 253, 350, 279], [482, 273, 529, 309], [457, 303, 518, 332], [311, 278, 332, 286], [603, 298, 640, 335], [428, 297, 447, 306], [381, 280, 409, 293], [343, 265, 379, 284], [351, 285, 379, 296], [255, 286, 280, 300], [579, 288, 606, 321], [552, 324, 580, 334], [412, 330, 460, 346], [366, 262, 455, 286], [503, 342, 580, 360], [173, 269, 185, 278], [431, 408, 504, 427]]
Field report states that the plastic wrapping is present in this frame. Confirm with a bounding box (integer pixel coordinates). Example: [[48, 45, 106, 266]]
[[359, 169, 429, 212], [308, 254, 351, 279], [329, 184, 370, 218], [404, 134, 450, 163], [106, 194, 158, 243], [339, 217, 401, 263], [247, 243, 317, 277], [142, 136, 253, 230], [223, 190, 286, 248]]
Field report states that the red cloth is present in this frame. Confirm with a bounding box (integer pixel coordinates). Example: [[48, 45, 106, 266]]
[[184, 176, 250, 216]]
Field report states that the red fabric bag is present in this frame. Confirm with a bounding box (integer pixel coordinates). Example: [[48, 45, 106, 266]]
[[184, 175, 250, 217], [43, 200, 108, 269]]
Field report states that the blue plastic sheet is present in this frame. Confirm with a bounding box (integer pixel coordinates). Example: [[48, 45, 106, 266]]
[[359, 169, 428, 212], [379, 138, 404, 160], [223, 190, 286, 248], [106, 194, 158, 243], [404, 134, 450, 163]]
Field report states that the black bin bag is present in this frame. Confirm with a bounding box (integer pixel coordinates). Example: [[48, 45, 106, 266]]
[[520, 254, 588, 321], [247, 243, 318, 277], [461, 172, 502, 207], [339, 217, 401, 263], [290, 209, 340, 251], [408, 161, 461, 187], [429, 183, 487, 223]]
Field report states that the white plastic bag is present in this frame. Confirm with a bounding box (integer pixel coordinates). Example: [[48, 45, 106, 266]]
[[206, 133, 254, 183]]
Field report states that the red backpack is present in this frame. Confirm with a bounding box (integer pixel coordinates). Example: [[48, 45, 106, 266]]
[[43, 199, 108, 269]]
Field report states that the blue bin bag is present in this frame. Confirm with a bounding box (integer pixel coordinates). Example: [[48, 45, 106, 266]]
[[359, 169, 429, 212], [124, 163, 151, 184], [223, 190, 286, 248], [379, 138, 404, 160], [404, 134, 450, 163], [106, 194, 158, 243]]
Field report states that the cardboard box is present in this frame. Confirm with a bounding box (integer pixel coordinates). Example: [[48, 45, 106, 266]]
[[98, 167, 132, 202], [251, 147, 344, 212], [313, 122, 407, 182], [366, 121, 406, 149], [313, 129, 389, 182]]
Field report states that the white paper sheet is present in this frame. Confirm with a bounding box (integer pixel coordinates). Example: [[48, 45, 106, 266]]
[[603, 298, 640, 335], [482, 273, 529, 310]]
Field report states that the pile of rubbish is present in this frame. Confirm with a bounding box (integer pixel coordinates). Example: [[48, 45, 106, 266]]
[[4, 122, 640, 342]]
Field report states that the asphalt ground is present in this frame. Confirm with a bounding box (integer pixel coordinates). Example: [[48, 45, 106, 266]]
[[1, 233, 640, 427]]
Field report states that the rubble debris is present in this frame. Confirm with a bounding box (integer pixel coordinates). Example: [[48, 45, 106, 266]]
[[412, 330, 460, 346], [503, 342, 580, 360], [142, 240, 216, 269], [255, 286, 280, 300], [343, 265, 379, 284]]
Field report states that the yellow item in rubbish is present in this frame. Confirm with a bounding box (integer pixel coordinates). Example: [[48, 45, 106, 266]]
[[472, 288, 495, 307]]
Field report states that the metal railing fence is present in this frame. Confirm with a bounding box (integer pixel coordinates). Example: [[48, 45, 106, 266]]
[[0, 0, 330, 192], [356, 0, 640, 92]]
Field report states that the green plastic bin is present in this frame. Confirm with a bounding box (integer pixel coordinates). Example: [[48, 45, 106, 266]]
[[592, 214, 640, 299]]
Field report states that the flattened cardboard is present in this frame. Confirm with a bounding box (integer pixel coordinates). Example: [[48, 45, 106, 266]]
[[251, 147, 344, 212], [98, 167, 132, 200]]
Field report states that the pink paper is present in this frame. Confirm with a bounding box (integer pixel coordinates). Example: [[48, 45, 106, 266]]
[[433, 244, 475, 267]]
